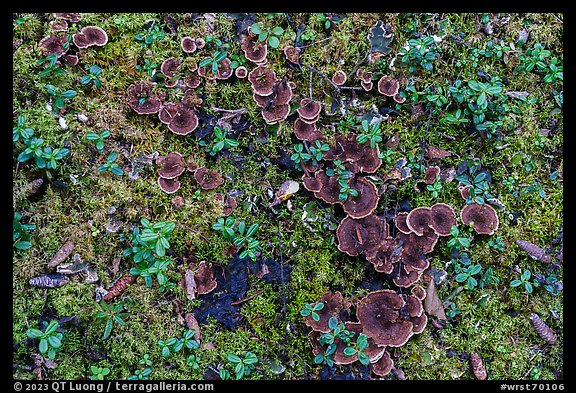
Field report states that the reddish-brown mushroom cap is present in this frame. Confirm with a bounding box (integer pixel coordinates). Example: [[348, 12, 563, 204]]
[[394, 212, 412, 235], [158, 103, 179, 124], [332, 70, 347, 86], [39, 36, 68, 57], [411, 285, 427, 301], [406, 227, 439, 255], [361, 80, 374, 92], [392, 263, 423, 288], [459, 184, 472, 200], [161, 57, 181, 87], [274, 79, 293, 105], [406, 207, 432, 236], [262, 102, 290, 124], [301, 171, 323, 193], [181, 36, 197, 53], [126, 81, 164, 115], [234, 65, 248, 79], [366, 238, 395, 274], [297, 98, 322, 121], [242, 33, 268, 64], [194, 261, 217, 295], [293, 118, 323, 142], [336, 214, 389, 259], [214, 58, 233, 80], [333, 322, 387, 365], [357, 289, 414, 347], [247, 66, 276, 96], [158, 176, 181, 194], [283, 45, 300, 64], [371, 350, 394, 377], [393, 94, 406, 104], [65, 54, 79, 66], [423, 165, 441, 185], [157, 152, 185, 179], [55, 13, 82, 22], [377, 75, 400, 97], [460, 203, 499, 235], [342, 177, 379, 219], [184, 72, 202, 89], [72, 26, 108, 48], [303, 291, 344, 333], [50, 19, 69, 32], [195, 37, 205, 49], [181, 89, 203, 109], [167, 105, 199, 135], [430, 203, 457, 236], [313, 171, 341, 205], [194, 167, 224, 190]]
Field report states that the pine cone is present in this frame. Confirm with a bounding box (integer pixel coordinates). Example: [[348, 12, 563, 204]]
[[516, 240, 552, 264], [530, 313, 557, 345], [470, 352, 487, 380], [102, 274, 136, 303]]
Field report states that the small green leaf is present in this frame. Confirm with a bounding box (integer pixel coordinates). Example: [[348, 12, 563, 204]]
[[343, 347, 357, 357]]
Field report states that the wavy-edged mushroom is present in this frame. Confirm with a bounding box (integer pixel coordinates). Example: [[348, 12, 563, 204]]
[[332, 70, 347, 86], [55, 13, 82, 22], [377, 75, 400, 97], [242, 32, 268, 64], [296, 98, 322, 121], [460, 203, 499, 235], [181, 89, 203, 109], [423, 165, 441, 185], [393, 94, 406, 104], [157, 152, 186, 179], [194, 167, 224, 190], [342, 177, 379, 219], [333, 322, 387, 365], [336, 214, 389, 259], [39, 35, 68, 57], [371, 350, 394, 377], [181, 36, 197, 53], [301, 171, 323, 193], [366, 237, 395, 274], [161, 57, 182, 88], [158, 103, 179, 125], [312, 171, 341, 205], [303, 290, 344, 333], [429, 203, 457, 236], [406, 207, 432, 236], [195, 37, 206, 50], [65, 54, 79, 66], [234, 65, 248, 79], [167, 104, 199, 135], [392, 263, 422, 288], [394, 212, 412, 234], [126, 81, 164, 115], [72, 26, 108, 48], [158, 176, 181, 194], [283, 45, 300, 64], [184, 72, 202, 89], [262, 102, 290, 124], [459, 184, 472, 200], [49, 19, 69, 32], [293, 118, 323, 143], [194, 261, 217, 295], [247, 65, 276, 96], [361, 80, 374, 92]]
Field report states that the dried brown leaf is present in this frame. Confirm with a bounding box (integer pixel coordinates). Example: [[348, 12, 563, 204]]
[[184, 269, 197, 300], [102, 274, 136, 303], [423, 274, 447, 321], [425, 145, 452, 159], [185, 312, 202, 343]]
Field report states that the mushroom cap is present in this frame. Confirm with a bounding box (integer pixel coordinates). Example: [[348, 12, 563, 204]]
[[283, 45, 300, 64], [411, 285, 427, 301], [394, 212, 412, 235], [425, 145, 453, 160], [223, 196, 237, 216], [356, 68, 372, 83], [342, 177, 380, 219], [460, 203, 499, 235], [157, 152, 185, 179], [406, 227, 439, 255], [55, 13, 82, 22], [313, 171, 341, 205], [303, 290, 344, 333], [167, 105, 199, 135], [158, 176, 181, 194], [158, 103, 179, 124], [377, 75, 400, 97], [126, 81, 163, 114], [184, 72, 202, 89], [361, 80, 374, 92], [247, 65, 276, 96], [65, 54, 79, 66], [459, 184, 472, 200], [301, 171, 323, 192], [262, 102, 290, 124], [195, 37, 206, 49], [181, 89, 203, 108], [49, 19, 69, 32], [357, 289, 415, 347], [181, 36, 197, 53], [406, 207, 432, 236], [39, 35, 68, 57], [293, 118, 323, 142], [252, 92, 273, 108], [392, 263, 423, 288], [73, 26, 108, 48], [336, 214, 389, 259], [366, 237, 395, 274], [332, 70, 347, 86], [371, 350, 394, 377], [194, 261, 217, 295], [429, 203, 457, 236], [214, 57, 233, 80], [423, 165, 441, 185], [194, 167, 224, 190], [160, 57, 181, 87], [324, 133, 382, 174], [296, 98, 322, 121], [333, 322, 387, 365], [234, 65, 248, 79], [242, 33, 268, 63], [393, 94, 406, 104], [274, 79, 293, 105]]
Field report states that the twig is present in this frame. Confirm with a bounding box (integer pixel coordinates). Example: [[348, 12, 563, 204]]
[[309, 69, 313, 100], [439, 132, 456, 141], [231, 289, 265, 306], [278, 222, 287, 320]]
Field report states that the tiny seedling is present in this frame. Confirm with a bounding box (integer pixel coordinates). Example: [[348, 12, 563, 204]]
[[135, 58, 158, 77], [356, 119, 383, 148], [89, 366, 111, 380], [85, 129, 111, 154], [226, 352, 258, 380], [94, 301, 129, 340], [37, 54, 66, 79], [338, 179, 359, 202], [290, 143, 311, 171], [26, 320, 64, 360], [199, 126, 239, 156], [13, 115, 35, 142], [455, 263, 483, 290], [426, 176, 443, 198], [300, 302, 324, 321], [13, 211, 35, 251], [135, 23, 166, 47], [81, 64, 103, 89], [488, 237, 505, 252], [447, 225, 471, 252], [18, 137, 70, 170], [308, 140, 330, 166], [45, 84, 77, 111], [510, 269, 534, 294], [98, 152, 124, 176], [250, 22, 284, 49]]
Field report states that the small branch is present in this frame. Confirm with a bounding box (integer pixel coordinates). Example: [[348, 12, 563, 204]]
[[278, 222, 287, 320], [231, 289, 265, 306], [438, 132, 456, 141]]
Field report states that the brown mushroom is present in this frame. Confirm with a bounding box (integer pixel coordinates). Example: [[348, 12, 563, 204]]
[[296, 98, 322, 121], [274, 79, 293, 105], [194, 261, 217, 295], [247, 65, 276, 96], [181, 89, 203, 109], [234, 65, 248, 79], [429, 203, 457, 236], [241, 32, 268, 64], [157, 152, 186, 179], [283, 45, 300, 64], [393, 94, 406, 104], [394, 212, 412, 235], [54, 13, 82, 22], [158, 176, 181, 194], [366, 237, 395, 274], [333, 322, 386, 365], [126, 81, 164, 115], [65, 54, 79, 66], [161, 57, 182, 88], [181, 36, 197, 53], [214, 57, 233, 80], [371, 350, 394, 377], [303, 290, 344, 333], [184, 72, 202, 89], [39, 36, 68, 58], [194, 167, 224, 190], [72, 26, 108, 48], [158, 103, 179, 125], [167, 104, 199, 135], [312, 171, 341, 205], [342, 177, 379, 219], [336, 214, 389, 259], [406, 207, 432, 236], [262, 102, 290, 124], [377, 75, 400, 97], [195, 37, 205, 49], [423, 165, 441, 185], [332, 70, 347, 86], [49, 19, 69, 32], [171, 195, 186, 209], [361, 80, 374, 92], [293, 118, 323, 142], [392, 263, 423, 288], [459, 184, 472, 200], [301, 171, 323, 192], [460, 203, 499, 235]]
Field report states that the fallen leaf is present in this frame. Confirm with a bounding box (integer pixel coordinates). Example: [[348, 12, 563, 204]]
[[425, 145, 452, 159], [423, 274, 447, 321], [184, 269, 197, 300], [185, 312, 202, 343]]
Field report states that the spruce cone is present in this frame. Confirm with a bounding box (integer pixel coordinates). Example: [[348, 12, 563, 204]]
[[530, 313, 557, 345], [516, 240, 552, 264], [470, 352, 487, 380], [102, 274, 136, 303]]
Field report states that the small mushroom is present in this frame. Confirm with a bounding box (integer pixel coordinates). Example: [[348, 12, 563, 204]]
[[234, 65, 248, 79], [242, 33, 268, 64], [361, 80, 374, 92], [377, 75, 400, 97], [371, 350, 394, 377], [126, 81, 164, 115], [406, 207, 433, 236], [157, 152, 186, 179], [195, 37, 206, 49], [394, 212, 412, 235], [460, 203, 499, 235], [262, 102, 290, 124], [54, 13, 82, 22], [184, 72, 202, 89], [296, 98, 322, 121], [423, 165, 441, 185], [72, 26, 108, 48], [181, 36, 197, 53], [158, 103, 179, 125], [39, 36, 68, 58], [158, 176, 181, 194], [194, 167, 224, 190], [331, 70, 347, 86], [393, 94, 406, 104], [49, 19, 69, 32], [333, 322, 387, 365], [247, 65, 276, 96], [194, 261, 217, 295], [336, 214, 389, 260], [342, 177, 379, 219], [283, 45, 300, 64], [167, 104, 199, 135], [161, 57, 182, 88], [65, 54, 79, 66], [293, 118, 323, 143], [303, 291, 344, 333], [429, 203, 457, 236]]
